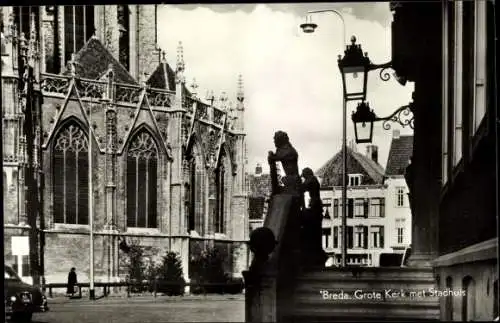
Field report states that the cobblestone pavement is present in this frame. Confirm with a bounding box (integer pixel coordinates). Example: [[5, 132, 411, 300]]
[[30, 294, 244, 323]]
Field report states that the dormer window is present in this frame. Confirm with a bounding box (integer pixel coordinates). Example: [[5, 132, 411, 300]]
[[348, 174, 362, 186]]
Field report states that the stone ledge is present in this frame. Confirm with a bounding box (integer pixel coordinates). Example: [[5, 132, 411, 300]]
[[432, 238, 497, 267]]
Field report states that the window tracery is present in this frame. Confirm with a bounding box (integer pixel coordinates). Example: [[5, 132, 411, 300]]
[[53, 123, 89, 225], [126, 130, 158, 228]]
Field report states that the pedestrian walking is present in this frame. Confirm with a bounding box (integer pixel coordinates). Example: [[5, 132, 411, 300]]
[[67, 267, 78, 297]]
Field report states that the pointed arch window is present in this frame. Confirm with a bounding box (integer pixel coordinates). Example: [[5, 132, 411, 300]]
[[187, 146, 205, 235], [53, 123, 89, 225], [214, 162, 225, 234], [126, 131, 158, 228], [215, 150, 230, 234]]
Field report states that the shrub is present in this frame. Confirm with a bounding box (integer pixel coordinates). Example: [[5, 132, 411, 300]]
[[126, 242, 147, 293], [155, 252, 186, 296], [190, 247, 230, 294]]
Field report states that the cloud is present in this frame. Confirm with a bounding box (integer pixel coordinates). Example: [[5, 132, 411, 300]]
[[157, 3, 414, 174]]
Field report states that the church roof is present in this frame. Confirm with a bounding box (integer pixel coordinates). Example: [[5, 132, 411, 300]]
[[316, 147, 385, 187], [385, 135, 413, 176], [146, 61, 176, 91], [146, 60, 192, 97], [62, 37, 138, 85]]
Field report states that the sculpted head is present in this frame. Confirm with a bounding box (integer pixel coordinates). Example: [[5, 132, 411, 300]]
[[301, 167, 314, 180], [273, 131, 290, 148]]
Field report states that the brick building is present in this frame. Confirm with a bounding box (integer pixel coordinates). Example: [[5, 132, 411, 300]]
[[1, 5, 249, 285], [317, 139, 412, 267]]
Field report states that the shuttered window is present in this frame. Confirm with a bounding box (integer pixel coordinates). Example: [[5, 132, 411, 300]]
[[126, 131, 158, 228], [53, 123, 88, 224]]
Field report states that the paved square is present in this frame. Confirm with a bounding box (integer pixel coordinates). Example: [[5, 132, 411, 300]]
[[32, 295, 244, 323]]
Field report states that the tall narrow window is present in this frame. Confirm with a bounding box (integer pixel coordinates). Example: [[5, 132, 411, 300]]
[[188, 160, 196, 232], [453, 1, 463, 165], [473, 0, 487, 132], [13, 7, 39, 41], [396, 218, 405, 244], [187, 147, 204, 235], [333, 226, 339, 248], [214, 162, 225, 234], [126, 131, 158, 228], [117, 5, 130, 71], [333, 199, 339, 218], [53, 123, 89, 225], [63, 6, 95, 67], [396, 187, 405, 207]]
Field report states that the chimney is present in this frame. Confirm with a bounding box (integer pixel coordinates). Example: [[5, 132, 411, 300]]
[[366, 145, 379, 164], [255, 163, 263, 176], [393, 129, 400, 139]]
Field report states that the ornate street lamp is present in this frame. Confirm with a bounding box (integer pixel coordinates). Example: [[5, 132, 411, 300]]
[[338, 36, 371, 102], [338, 36, 406, 102], [352, 101, 415, 144], [351, 101, 376, 143]]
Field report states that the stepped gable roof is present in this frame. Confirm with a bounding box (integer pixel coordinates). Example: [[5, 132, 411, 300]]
[[385, 135, 413, 176], [249, 196, 266, 220], [316, 147, 385, 187], [62, 37, 137, 85]]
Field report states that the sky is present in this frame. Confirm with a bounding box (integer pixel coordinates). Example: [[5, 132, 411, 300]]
[[157, 3, 414, 173]]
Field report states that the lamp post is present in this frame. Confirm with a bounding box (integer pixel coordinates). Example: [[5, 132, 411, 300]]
[[300, 9, 349, 268], [88, 98, 95, 300]]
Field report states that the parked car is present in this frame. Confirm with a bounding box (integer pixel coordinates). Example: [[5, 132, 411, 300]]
[[4, 265, 49, 322]]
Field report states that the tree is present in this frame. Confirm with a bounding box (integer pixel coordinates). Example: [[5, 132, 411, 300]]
[[156, 252, 185, 296], [127, 241, 146, 293]]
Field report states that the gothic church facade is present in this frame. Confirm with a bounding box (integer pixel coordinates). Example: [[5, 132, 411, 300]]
[[1, 5, 249, 284]]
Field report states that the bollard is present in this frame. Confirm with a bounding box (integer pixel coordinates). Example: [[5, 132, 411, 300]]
[[49, 287, 53, 298], [127, 282, 130, 298]]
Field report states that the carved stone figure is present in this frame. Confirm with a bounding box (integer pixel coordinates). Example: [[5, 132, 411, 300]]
[[267, 131, 301, 196], [300, 167, 327, 268]]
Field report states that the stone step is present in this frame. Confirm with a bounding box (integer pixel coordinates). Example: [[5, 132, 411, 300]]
[[299, 267, 436, 281], [286, 302, 440, 320], [293, 289, 440, 304], [287, 267, 440, 321], [283, 315, 439, 322], [294, 280, 437, 292], [293, 293, 440, 306]]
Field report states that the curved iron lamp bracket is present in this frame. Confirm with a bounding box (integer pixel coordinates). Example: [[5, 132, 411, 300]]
[[368, 61, 393, 82], [375, 103, 414, 130]]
